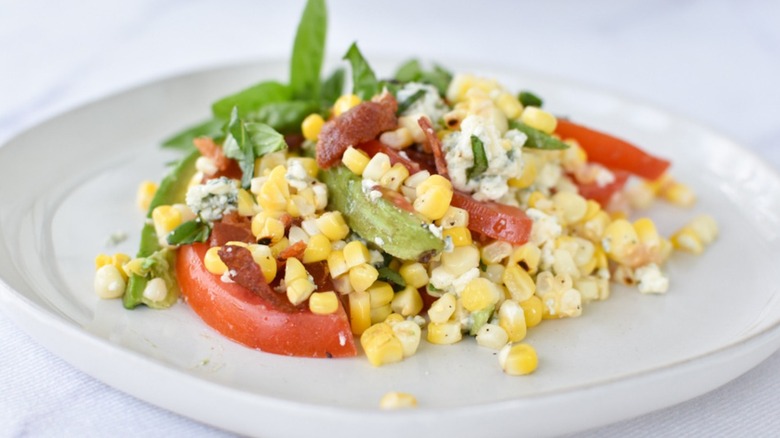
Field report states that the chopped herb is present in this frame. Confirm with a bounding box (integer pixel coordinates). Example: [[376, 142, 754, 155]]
[[167, 220, 211, 245], [377, 267, 407, 290], [427, 283, 442, 293], [479, 259, 487, 272], [396, 89, 426, 115], [467, 135, 489, 179], [469, 304, 495, 336], [518, 90, 543, 108], [509, 120, 568, 150]]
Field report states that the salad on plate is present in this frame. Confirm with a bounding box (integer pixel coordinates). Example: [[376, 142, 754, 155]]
[[93, 0, 717, 387]]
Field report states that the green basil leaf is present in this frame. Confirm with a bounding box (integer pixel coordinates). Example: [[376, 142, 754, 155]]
[[245, 121, 288, 157], [467, 135, 489, 179], [377, 267, 406, 290], [394, 59, 422, 83], [343, 42, 379, 100], [396, 89, 426, 115], [518, 90, 543, 108], [211, 81, 291, 119], [161, 118, 224, 151], [167, 220, 211, 245], [223, 108, 256, 188], [421, 64, 453, 96], [290, 0, 327, 100], [320, 68, 345, 106], [249, 101, 321, 134], [509, 120, 568, 150]]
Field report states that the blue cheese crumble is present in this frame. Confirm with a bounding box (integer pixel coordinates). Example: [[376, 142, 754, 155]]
[[185, 176, 238, 222]]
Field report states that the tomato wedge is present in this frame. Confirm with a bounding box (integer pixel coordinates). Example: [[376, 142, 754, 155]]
[[451, 191, 532, 245], [555, 120, 670, 180], [574, 169, 630, 206], [176, 243, 356, 358]]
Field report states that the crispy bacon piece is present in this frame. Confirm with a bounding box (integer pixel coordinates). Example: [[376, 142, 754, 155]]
[[193, 137, 231, 171], [209, 212, 255, 247], [316, 93, 398, 168], [278, 241, 307, 260], [418, 117, 449, 178], [219, 245, 297, 312]]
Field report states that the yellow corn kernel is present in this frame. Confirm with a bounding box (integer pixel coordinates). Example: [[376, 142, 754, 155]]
[[441, 244, 481, 276], [482, 263, 505, 284], [582, 200, 602, 221], [361, 322, 404, 367], [257, 165, 290, 212], [284, 257, 308, 284], [661, 181, 696, 207], [416, 174, 452, 196], [508, 243, 541, 275], [390, 321, 422, 357], [633, 217, 661, 250], [252, 216, 285, 244], [245, 244, 277, 283], [519, 296, 543, 328], [446, 73, 475, 102], [152, 205, 183, 239], [527, 191, 546, 209], [378, 163, 410, 192], [368, 281, 395, 308], [316, 211, 350, 241], [349, 263, 379, 292], [499, 343, 538, 376], [301, 113, 325, 141], [255, 152, 287, 177], [302, 234, 332, 264], [270, 237, 290, 258], [508, 155, 537, 189], [379, 127, 415, 150], [370, 304, 393, 325], [602, 218, 639, 265], [349, 291, 371, 335], [520, 107, 557, 134], [94, 264, 127, 299], [204, 246, 227, 275], [341, 146, 371, 176], [343, 241, 370, 268], [428, 292, 457, 324], [232, 189, 253, 217], [671, 227, 704, 254], [658, 237, 674, 264], [286, 194, 315, 218], [437, 206, 469, 229], [498, 300, 527, 342], [136, 180, 158, 212], [688, 214, 718, 244], [333, 94, 361, 117], [391, 286, 423, 317], [540, 287, 583, 319], [481, 240, 513, 264], [552, 191, 588, 224], [442, 227, 472, 247], [502, 263, 536, 302], [426, 321, 463, 345], [309, 291, 339, 315], [495, 92, 523, 119], [399, 262, 429, 289], [461, 278, 501, 312], [95, 253, 131, 281], [326, 250, 349, 278], [290, 157, 319, 179], [287, 277, 316, 305], [384, 313, 405, 325], [362, 153, 392, 182], [475, 323, 510, 350], [379, 392, 418, 410]]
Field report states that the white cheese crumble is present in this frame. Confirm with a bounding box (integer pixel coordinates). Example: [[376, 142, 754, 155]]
[[186, 176, 238, 222], [396, 82, 448, 122], [635, 263, 669, 294], [526, 208, 562, 246], [361, 178, 382, 202], [285, 159, 311, 191]]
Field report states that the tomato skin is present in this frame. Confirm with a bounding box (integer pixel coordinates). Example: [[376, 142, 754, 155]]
[[176, 243, 356, 358], [555, 120, 670, 180], [574, 169, 630, 206], [450, 191, 532, 245]]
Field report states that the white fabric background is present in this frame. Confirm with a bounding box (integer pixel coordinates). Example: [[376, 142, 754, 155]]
[[1, 0, 779, 436]]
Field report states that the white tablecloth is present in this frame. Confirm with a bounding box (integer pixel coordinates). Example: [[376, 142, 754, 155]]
[[2, 1, 779, 436]]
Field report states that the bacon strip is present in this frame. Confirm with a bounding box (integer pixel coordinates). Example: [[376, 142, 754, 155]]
[[278, 241, 307, 260], [219, 245, 297, 312], [418, 117, 449, 178], [316, 93, 398, 169], [193, 137, 231, 171], [209, 212, 255, 247]]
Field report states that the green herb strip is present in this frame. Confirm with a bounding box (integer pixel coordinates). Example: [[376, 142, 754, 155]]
[[467, 135, 489, 179], [518, 90, 543, 108], [167, 220, 211, 245], [509, 120, 568, 150], [396, 89, 426, 115]]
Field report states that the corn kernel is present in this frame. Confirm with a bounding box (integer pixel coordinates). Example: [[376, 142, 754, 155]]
[[502, 264, 536, 302], [527, 191, 546, 209], [671, 227, 704, 254], [495, 92, 523, 119], [498, 300, 527, 342], [399, 262, 429, 289], [344, 241, 370, 268], [391, 321, 422, 357], [326, 250, 349, 278], [416, 174, 452, 196], [204, 247, 228, 275], [316, 211, 350, 241], [499, 343, 538, 375], [442, 227, 472, 248], [461, 278, 501, 312], [370, 304, 393, 325], [508, 155, 537, 189], [437, 206, 469, 229], [378, 163, 410, 191], [441, 244, 481, 276], [428, 293, 457, 324], [303, 234, 332, 263], [142, 277, 168, 303], [252, 216, 285, 244], [480, 240, 513, 264], [247, 244, 277, 283], [136, 180, 158, 212], [257, 165, 290, 212], [426, 321, 462, 345], [301, 113, 325, 141], [475, 323, 509, 350], [688, 214, 718, 244], [379, 392, 418, 409], [349, 291, 371, 335], [285, 257, 308, 284], [341, 146, 371, 176], [508, 243, 541, 275], [361, 322, 403, 366], [633, 217, 661, 251], [482, 263, 505, 284], [152, 205, 183, 239], [94, 265, 126, 299], [391, 286, 423, 317], [270, 237, 290, 258], [520, 107, 557, 134], [95, 253, 131, 281], [368, 281, 394, 308], [349, 263, 379, 292], [552, 191, 588, 224], [333, 94, 361, 117], [519, 296, 543, 328], [379, 127, 414, 150], [602, 218, 639, 265], [309, 291, 339, 315], [287, 277, 316, 305], [661, 181, 696, 207]]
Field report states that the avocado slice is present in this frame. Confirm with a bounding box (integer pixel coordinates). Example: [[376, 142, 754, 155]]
[[320, 165, 444, 261]]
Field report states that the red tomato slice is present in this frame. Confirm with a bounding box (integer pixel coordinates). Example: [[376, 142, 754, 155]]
[[176, 243, 356, 358], [555, 120, 670, 180], [574, 169, 630, 206], [450, 191, 532, 245]]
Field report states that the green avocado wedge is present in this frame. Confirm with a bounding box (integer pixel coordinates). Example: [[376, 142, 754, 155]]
[[321, 165, 444, 262]]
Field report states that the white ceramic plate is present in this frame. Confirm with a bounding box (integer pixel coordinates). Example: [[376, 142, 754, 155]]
[[2, 60, 780, 438]]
